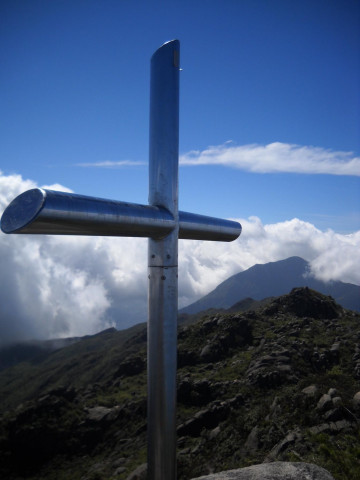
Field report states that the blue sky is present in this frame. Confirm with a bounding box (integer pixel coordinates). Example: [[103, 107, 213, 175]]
[[0, 1, 359, 342], [1, 0, 359, 231]]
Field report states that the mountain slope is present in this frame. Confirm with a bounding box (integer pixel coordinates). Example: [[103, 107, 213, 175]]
[[181, 257, 360, 315], [0, 288, 360, 480]]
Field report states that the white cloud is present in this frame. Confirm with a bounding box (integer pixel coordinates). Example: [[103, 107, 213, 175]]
[[76, 160, 146, 168], [180, 142, 360, 176], [41, 183, 74, 193], [1, 172, 359, 346], [74, 142, 360, 175]]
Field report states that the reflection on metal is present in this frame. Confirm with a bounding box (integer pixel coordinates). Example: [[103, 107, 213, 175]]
[[179, 210, 241, 241], [147, 40, 179, 480], [0, 188, 175, 238], [0, 40, 242, 480], [1, 188, 241, 241]]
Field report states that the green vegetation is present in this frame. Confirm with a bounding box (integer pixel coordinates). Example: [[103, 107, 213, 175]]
[[301, 431, 360, 480]]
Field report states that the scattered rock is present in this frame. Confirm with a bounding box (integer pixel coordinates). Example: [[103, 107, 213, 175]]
[[323, 407, 345, 422], [316, 394, 332, 413], [352, 391, 360, 410], [115, 355, 145, 377], [329, 344, 340, 362], [311, 348, 339, 371], [198, 317, 252, 363], [301, 385, 318, 397], [86, 405, 121, 423], [125, 463, 147, 480], [209, 425, 221, 440], [178, 378, 215, 406], [309, 419, 355, 435], [177, 402, 229, 437], [266, 429, 303, 461], [244, 425, 260, 453], [332, 396, 342, 407], [246, 351, 296, 388], [200, 343, 222, 362], [299, 384, 320, 408], [114, 466, 126, 475], [178, 349, 198, 367], [45, 385, 77, 401], [327, 388, 337, 397], [87, 406, 112, 422]]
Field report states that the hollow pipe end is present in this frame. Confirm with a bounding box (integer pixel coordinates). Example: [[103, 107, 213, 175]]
[[0, 188, 46, 234]]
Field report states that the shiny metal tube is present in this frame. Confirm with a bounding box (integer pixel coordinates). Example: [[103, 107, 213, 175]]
[[1, 189, 242, 241], [179, 211, 241, 241], [147, 39, 179, 480], [0, 188, 175, 238]]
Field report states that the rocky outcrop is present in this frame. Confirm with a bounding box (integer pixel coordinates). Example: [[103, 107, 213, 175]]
[[190, 462, 335, 479], [115, 354, 145, 377], [263, 287, 342, 319], [177, 395, 243, 437], [246, 349, 296, 387], [178, 314, 253, 366]]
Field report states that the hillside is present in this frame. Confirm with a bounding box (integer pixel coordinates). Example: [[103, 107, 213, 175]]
[[0, 288, 360, 479], [180, 257, 360, 315]]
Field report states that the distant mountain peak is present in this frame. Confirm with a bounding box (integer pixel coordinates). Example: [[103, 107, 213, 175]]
[[180, 257, 359, 315]]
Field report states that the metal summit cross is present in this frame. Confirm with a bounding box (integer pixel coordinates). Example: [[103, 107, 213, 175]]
[[1, 40, 241, 480]]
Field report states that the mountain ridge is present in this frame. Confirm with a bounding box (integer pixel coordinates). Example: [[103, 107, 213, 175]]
[[181, 257, 359, 315]]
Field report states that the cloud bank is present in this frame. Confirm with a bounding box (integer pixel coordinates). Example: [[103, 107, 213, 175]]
[[1, 172, 359, 346], [180, 142, 360, 176]]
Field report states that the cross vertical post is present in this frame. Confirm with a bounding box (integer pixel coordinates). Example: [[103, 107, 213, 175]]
[[148, 40, 179, 480]]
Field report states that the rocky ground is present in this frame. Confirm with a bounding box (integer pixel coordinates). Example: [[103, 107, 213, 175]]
[[0, 287, 359, 480]]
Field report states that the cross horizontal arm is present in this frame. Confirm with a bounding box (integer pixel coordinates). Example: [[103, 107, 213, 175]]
[[1, 188, 241, 242], [178, 210, 241, 241]]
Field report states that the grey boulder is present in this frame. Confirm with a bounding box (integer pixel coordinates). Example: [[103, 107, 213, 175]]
[[190, 462, 335, 480]]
